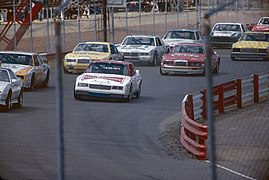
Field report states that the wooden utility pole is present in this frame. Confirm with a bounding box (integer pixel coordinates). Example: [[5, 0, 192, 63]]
[[103, 0, 107, 42]]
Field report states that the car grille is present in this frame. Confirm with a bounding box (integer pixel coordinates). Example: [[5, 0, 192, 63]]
[[241, 48, 257, 53], [77, 59, 91, 64], [89, 84, 111, 90], [123, 52, 139, 57], [175, 61, 187, 66]]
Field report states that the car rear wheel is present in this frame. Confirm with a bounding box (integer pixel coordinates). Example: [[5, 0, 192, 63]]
[[231, 57, 236, 61]]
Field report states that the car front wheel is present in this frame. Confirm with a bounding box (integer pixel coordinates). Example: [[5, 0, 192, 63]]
[[14, 91, 23, 108]]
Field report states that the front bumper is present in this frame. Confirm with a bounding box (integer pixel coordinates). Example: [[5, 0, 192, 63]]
[[75, 90, 128, 100], [161, 65, 205, 75], [230, 51, 268, 60], [211, 37, 239, 48]]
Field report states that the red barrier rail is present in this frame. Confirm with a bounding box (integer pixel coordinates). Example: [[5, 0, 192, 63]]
[[180, 95, 208, 160], [180, 72, 269, 160]]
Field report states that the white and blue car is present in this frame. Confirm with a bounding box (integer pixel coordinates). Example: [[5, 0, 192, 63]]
[[0, 67, 24, 112]]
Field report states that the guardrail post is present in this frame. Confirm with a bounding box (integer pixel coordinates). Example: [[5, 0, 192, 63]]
[[218, 85, 224, 113], [187, 95, 194, 120], [236, 79, 242, 108], [186, 95, 195, 140], [253, 74, 259, 103], [201, 89, 207, 119]]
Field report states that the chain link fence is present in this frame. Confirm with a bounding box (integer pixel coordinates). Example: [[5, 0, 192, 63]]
[[0, 0, 268, 53]]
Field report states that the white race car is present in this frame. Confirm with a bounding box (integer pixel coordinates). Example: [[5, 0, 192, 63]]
[[162, 29, 205, 48], [0, 67, 24, 112], [74, 60, 142, 102], [116, 35, 169, 66], [0, 51, 50, 90], [210, 22, 249, 48]]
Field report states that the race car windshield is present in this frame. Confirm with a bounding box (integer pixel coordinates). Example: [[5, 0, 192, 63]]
[[0, 53, 33, 65], [164, 31, 195, 40], [213, 24, 240, 32], [172, 45, 205, 54], [74, 43, 109, 53], [122, 37, 155, 46], [241, 33, 269, 42], [87, 63, 128, 76]]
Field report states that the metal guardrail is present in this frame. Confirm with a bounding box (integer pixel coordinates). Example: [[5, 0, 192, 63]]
[[181, 71, 269, 160]]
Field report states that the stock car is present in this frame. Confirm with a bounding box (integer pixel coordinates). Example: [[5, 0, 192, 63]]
[[210, 22, 248, 48], [0, 67, 24, 112], [160, 43, 220, 75], [0, 51, 50, 90], [74, 60, 142, 102], [63, 42, 124, 74], [162, 29, 205, 48], [230, 31, 269, 61], [252, 17, 269, 32], [116, 35, 169, 66]]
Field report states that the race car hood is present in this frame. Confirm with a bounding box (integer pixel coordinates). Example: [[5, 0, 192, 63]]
[[232, 41, 269, 49], [163, 39, 195, 47], [163, 53, 205, 62], [77, 73, 130, 86], [252, 25, 269, 32], [117, 45, 155, 52], [66, 51, 110, 60], [211, 31, 241, 37], [1, 63, 33, 75]]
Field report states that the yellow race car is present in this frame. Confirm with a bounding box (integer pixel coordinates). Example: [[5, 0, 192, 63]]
[[230, 31, 269, 61], [63, 42, 124, 74]]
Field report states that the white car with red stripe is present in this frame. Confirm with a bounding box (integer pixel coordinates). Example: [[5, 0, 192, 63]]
[[74, 60, 142, 102], [0, 51, 50, 90]]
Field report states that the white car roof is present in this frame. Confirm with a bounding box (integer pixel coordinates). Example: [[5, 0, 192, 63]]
[[213, 22, 244, 25], [0, 51, 36, 56]]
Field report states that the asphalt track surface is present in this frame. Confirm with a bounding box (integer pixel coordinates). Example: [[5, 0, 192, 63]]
[[0, 49, 269, 180]]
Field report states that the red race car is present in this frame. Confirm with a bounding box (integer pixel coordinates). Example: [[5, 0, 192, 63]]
[[160, 43, 220, 76], [252, 17, 269, 32]]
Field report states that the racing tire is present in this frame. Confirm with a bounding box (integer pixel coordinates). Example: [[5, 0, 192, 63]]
[[151, 52, 158, 66], [126, 85, 132, 102], [3, 91, 12, 112], [63, 67, 71, 74], [74, 91, 80, 100], [160, 66, 168, 75], [74, 85, 80, 100], [14, 90, 23, 108], [42, 70, 50, 88], [136, 82, 142, 98]]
